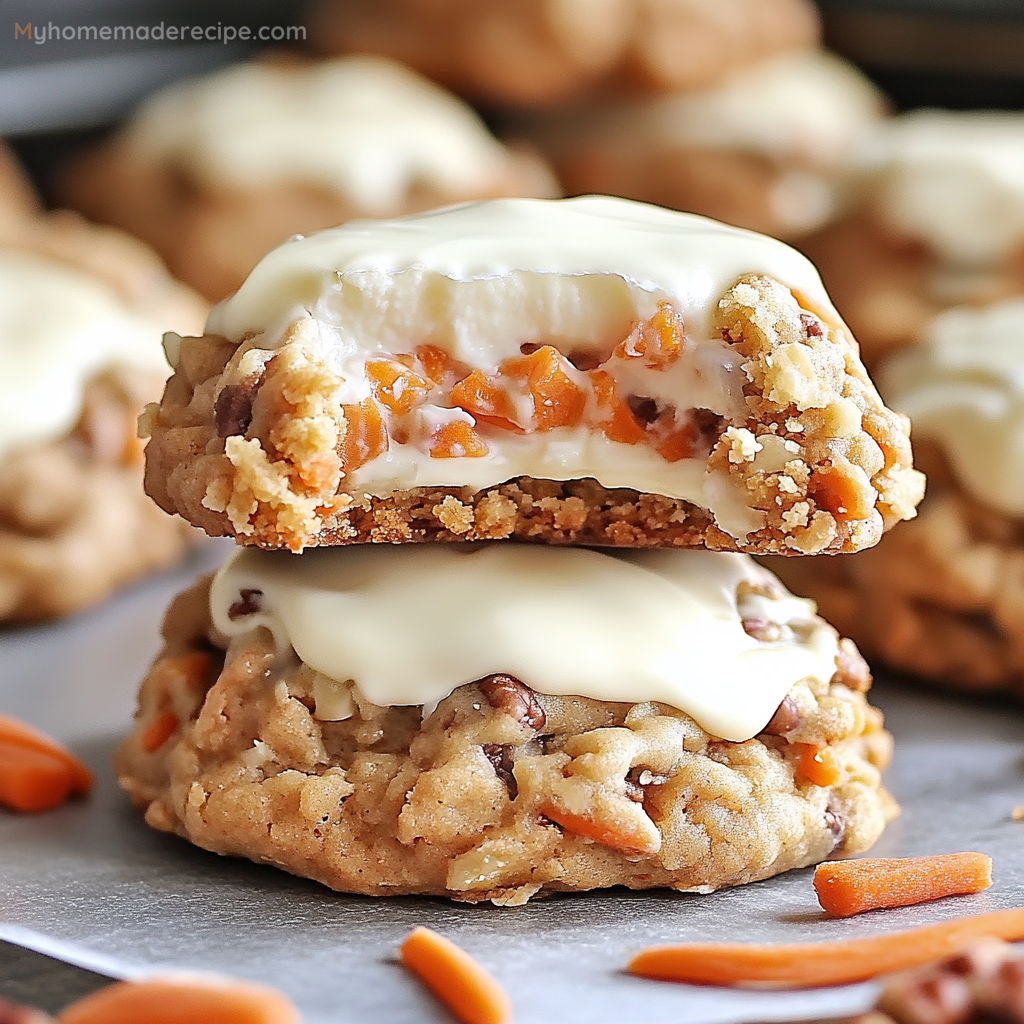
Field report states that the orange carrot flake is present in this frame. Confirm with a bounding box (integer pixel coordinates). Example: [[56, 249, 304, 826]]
[[590, 369, 648, 445], [614, 303, 685, 369], [366, 358, 433, 415], [652, 418, 701, 463], [0, 713, 94, 812], [416, 344, 466, 388], [814, 853, 993, 918], [795, 743, 840, 787], [538, 801, 659, 855], [340, 399, 389, 474], [140, 709, 179, 754], [449, 370, 522, 432], [429, 420, 490, 459], [400, 926, 512, 1024], [501, 345, 586, 431], [626, 907, 1024, 989], [56, 975, 301, 1024]]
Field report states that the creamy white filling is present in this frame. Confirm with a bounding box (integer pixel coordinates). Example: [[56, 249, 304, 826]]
[[0, 250, 172, 460], [124, 56, 512, 211], [209, 544, 838, 743], [880, 297, 1024, 515], [203, 198, 835, 538], [858, 110, 1024, 268]]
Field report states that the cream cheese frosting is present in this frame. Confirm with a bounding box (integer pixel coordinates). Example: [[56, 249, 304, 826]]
[[0, 250, 171, 461], [124, 56, 513, 212], [858, 110, 1024, 268], [880, 297, 1024, 515], [201, 197, 836, 540], [209, 544, 838, 743]]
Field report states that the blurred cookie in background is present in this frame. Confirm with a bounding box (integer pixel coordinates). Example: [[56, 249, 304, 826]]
[[0, 212, 206, 623], [767, 297, 1024, 697], [517, 51, 886, 241], [801, 110, 1024, 366], [0, 139, 41, 225], [306, 0, 820, 107], [56, 54, 559, 304]]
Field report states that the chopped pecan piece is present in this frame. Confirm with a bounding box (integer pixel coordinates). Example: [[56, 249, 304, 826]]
[[478, 674, 546, 730], [227, 588, 263, 620], [482, 742, 517, 798], [800, 312, 825, 337], [742, 617, 784, 643], [214, 377, 262, 438], [762, 695, 800, 736], [832, 638, 872, 692]]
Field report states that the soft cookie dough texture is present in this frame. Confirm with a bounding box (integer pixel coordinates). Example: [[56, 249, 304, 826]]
[[801, 110, 1024, 366], [115, 543, 896, 904], [308, 0, 820, 106], [58, 55, 558, 303], [0, 213, 205, 621], [142, 197, 923, 555], [520, 51, 885, 241], [769, 298, 1024, 694]]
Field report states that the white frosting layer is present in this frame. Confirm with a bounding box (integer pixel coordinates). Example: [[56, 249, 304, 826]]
[[0, 250, 171, 460], [880, 297, 1024, 515], [209, 544, 838, 743], [125, 56, 511, 212], [205, 198, 834, 538], [859, 110, 1024, 268]]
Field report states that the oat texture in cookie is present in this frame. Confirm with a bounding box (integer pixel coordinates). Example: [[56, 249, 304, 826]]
[[57, 55, 558, 303], [519, 51, 885, 240], [0, 216, 205, 621], [115, 545, 896, 904], [768, 298, 1024, 693], [308, 0, 820, 106], [142, 197, 923, 554]]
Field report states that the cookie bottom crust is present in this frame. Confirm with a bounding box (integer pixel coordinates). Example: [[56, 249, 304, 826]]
[[767, 488, 1024, 696], [116, 575, 896, 905]]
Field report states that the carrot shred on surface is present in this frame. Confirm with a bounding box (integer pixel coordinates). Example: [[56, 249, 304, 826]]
[[815, 853, 993, 918], [794, 743, 841, 787], [140, 709, 179, 754], [56, 976, 301, 1024], [626, 907, 1024, 988], [0, 714, 93, 812], [400, 926, 512, 1024]]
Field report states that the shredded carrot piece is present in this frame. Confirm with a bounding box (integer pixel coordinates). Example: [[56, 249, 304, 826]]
[[400, 926, 512, 1024], [140, 709, 179, 754], [56, 976, 301, 1024], [501, 345, 586, 430], [811, 465, 876, 522], [0, 744, 73, 813], [154, 651, 214, 692], [814, 853, 993, 918], [429, 420, 490, 458], [538, 801, 659, 854], [449, 370, 522, 432], [614, 303, 685, 368], [627, 907, 1024, 988], [416, 344, 466, 388], [590, 369, 647, 444], [0, 714, 94, 796], [366, 358, 433, 415], [795, 744, 840, 787], [340, 399, 389, 473], [652, 419, 700, 463]]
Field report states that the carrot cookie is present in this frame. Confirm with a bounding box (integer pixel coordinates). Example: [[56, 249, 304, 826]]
[[800, 110, 1024, 367], [0, 214, 205, 622], [521, 52, 885, 240], [57, 55, 558, 303], [141, 196, 923, 555], [115, 543, 895, 904], [308, 0, 820, 107], [768, 298, 1024, 694]]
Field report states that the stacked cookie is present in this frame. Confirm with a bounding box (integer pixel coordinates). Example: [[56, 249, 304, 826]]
[[0, 152, 206, 622], [116, 195, 923, 904]]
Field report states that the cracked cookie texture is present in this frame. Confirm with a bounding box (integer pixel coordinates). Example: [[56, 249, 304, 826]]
[[115, 572, 896, 904], [141, 198, 923, 557]]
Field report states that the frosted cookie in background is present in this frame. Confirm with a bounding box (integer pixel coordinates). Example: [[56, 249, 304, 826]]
[[305, 0, 820, 107], [0, 140, 40, 225], [0, 214, 206, 622], [517, 51, 886, 241], [800, 110, 1024, 366], [56, 55, 559, 303], [768, 298, 1024, 696]]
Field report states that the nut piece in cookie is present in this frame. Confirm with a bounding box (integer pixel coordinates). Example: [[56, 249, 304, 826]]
[[115, 543, 896, 904], [307, 0, 820, 106], [770, 296, 1024, 695], [518, 51, 885, 241], [57, 55, 558, 303], [142, 196, 923, 554], [0, 215, 205, 622], [801, 110, 1024, 367]]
